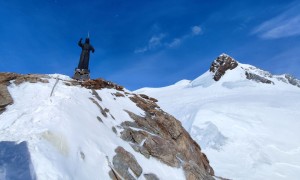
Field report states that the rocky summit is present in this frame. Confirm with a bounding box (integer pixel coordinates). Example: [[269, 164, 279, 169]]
[[209, 54, 300, 88], [0, 73, 215, 180], [209, 53, 238, 81]]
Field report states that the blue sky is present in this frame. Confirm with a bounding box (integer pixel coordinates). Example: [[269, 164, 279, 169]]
[[0, 0, 300, 90]]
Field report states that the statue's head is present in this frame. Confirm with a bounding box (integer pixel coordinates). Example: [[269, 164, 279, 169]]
[[85, 38, 90, 44]]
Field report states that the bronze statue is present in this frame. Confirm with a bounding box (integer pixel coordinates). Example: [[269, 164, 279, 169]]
[[73, 37, 95, 81], [77, 38, 95, 70]]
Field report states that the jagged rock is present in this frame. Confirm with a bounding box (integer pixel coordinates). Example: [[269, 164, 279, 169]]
[[113, 92, 125, 97], [121, 128, 147, 144], [120, 94, 214, 178], [0, 73, 16, 114], [245, 72, 274, 84], [143, 135, 180, 167], [97, 116, 103, 123], [130, 95, 160, 114], [285, 74, 300, 88], [144, 173, 159, 180], [91, 89, 102, 101], [81, 78, 123, 90], [111, 146, 143, 180], [139, 94, 158, 103], [0, 73, 20, 84], [183, 161, 214, 180], [0, 84, 13, 111], [14, 74, 50, 85], [210, 54, 238, 81], [112, 126, 117, 134], [130, 144, 150, 159], [89, 98, 107, 117]]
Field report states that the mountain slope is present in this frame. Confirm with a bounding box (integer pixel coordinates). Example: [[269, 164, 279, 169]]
[[136, 54, 300, 180], [0, 73, 214, 180]]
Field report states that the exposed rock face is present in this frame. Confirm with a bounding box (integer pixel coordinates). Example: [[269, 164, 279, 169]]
[[245, 72, 274, 84], [0, 73, 20, 84], [120, 94, 214, 179], [184, 161, 214, 180], [285, 74, 300, 88], [144, 173, 159, 180], [210, 54, 238, 81], [14, 74, 50, 85], [0, 84, 13, 114], [109, 146, 143, 180], [80, 78, 124, 91]]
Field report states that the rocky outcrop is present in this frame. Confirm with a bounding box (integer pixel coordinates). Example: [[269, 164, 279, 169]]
[[210, 54, 238, 81], [245, 72, 274, 84], [13, 74, 49, 85], [0, 84, 13, 114], [285, 74, 300, 88], [109, 146, 143, 180], [80, 78, 124, 91], [0, 73, 20, 84], [120, 94, 214, 179], [144, 173, 159, 180]]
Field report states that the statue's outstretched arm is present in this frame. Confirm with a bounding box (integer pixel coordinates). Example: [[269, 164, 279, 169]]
[[91, 46, 95, 53], [78, 38, 83, 47]]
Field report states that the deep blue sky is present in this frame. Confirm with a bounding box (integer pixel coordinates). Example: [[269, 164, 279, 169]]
[[1, 0, 300, 90]]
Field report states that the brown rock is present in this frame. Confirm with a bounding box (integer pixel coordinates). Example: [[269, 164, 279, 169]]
[[144, 173, 159, 180], [143, 136, 180, 167], [113, 92, 125, 97], [111, 146, 143, 179], [122, 94, 215, 178], [81, 78, 124, 90], [0, 73, 20, 84], [183, 162, 214, 180], [0, 83, 14, 114], [120, 128, 148, 144], [14, 74, 49, 85], [210, 54, 238, 81], [139, 94, 158, 103], [0, 84, 13, 108]]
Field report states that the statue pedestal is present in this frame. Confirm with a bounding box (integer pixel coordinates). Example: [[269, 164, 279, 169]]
[[73, 68, 90, 81]]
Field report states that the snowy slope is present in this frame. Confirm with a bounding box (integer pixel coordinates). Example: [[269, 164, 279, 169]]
[[136, 58, 300, 179], [0, 74, 189, 180]]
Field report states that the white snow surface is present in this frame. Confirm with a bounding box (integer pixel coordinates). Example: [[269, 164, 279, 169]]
[[136, 63, 300, 180], [0, 75, 185, 180]]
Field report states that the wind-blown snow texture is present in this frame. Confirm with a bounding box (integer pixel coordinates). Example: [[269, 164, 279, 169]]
[[136, 60, 300, 180], [0, 74, 187, 180]]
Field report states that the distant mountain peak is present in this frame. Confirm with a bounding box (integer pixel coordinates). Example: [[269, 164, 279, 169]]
[[205, 54, 300, 88], [209, 53, 239, 81]]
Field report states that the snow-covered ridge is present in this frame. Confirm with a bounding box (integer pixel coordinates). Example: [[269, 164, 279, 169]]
[[190, 54, 300, 89], [136, 54, 300, 180], [0, 73, 215, 180]]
